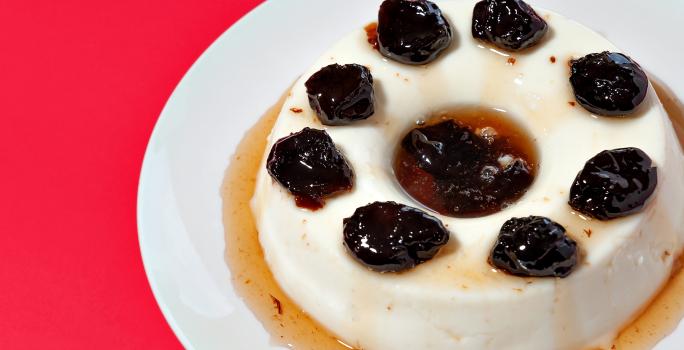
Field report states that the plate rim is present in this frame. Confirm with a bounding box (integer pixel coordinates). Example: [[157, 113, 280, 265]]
[[135, 1, 272, 348]]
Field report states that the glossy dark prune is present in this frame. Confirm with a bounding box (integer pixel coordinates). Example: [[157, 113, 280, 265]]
[[569, 148, 657, 220], [266, 128, 354, 209], [396, 120, 535, 217], [570, 52, 649, 116], [490, 216, 578, 278], [305, 64, 375, 126], [377, 0, 453, 65], [343, 201, 449, 272], [472, 0, 548, 51], [405, 122, 490, 178]]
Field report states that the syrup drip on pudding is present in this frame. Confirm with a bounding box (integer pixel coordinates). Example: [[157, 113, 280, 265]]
[[394, 107, 538, 217], [364, 22, 379, 50]]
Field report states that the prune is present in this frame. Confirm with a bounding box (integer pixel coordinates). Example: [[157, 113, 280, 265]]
[[569, 147, 657, 220], [343, 201, 449, 272], [395, 119, 535, 217], [377, 0, 453, 65], [305, 64, 375, 126], [570, 52, 649, 116], [266, 128, 354, 209], [472, 0, 548, 51], [405, 123, 488, 178], [489, 216, 578, 278]]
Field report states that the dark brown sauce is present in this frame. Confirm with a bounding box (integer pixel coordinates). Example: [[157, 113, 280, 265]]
[[222, 81, 684, 350], [364, 22, 378, 50], [393, 107, 538, 217]]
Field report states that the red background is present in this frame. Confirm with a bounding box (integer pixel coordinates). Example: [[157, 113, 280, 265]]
[[0, 0, 262, 348]]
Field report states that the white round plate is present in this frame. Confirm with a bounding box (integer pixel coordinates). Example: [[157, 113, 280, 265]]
[[137, 1, 684, 349]]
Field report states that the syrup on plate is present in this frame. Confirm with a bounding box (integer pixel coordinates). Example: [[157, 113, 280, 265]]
[[393, 107, 538, 218]]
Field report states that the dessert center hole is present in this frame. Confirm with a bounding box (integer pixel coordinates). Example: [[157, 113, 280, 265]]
[[393, 107, 538, 218]]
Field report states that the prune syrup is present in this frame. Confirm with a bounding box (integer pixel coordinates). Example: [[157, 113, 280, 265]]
[[394, 107, 538, 218]]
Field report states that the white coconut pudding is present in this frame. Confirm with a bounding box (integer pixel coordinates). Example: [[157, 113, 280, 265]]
[[249, 0, 684, 349]]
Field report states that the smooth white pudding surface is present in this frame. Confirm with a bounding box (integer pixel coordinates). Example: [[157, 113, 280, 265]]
[[250, 1, 684, 349]]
